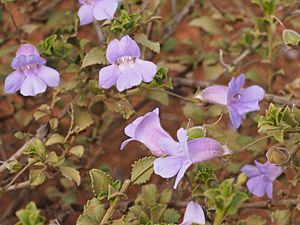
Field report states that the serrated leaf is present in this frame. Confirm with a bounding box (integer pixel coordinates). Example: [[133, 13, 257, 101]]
[[81, 47, 106, 68], [45, 133, 65, 146], [76, 198, 105, 225], [16, 201, 45, 225], [89, 169, 113, 198], [163, 208, 180, 224], [60, 166, 81, 186], [159, 188, 172, 204], [150, 204, 167, 223], [130, 156, 155, 185], [29, 168, 46, 186], [107, 185, 127, 201], [134, 33, 160, 53], [137, 184, 157, 207]]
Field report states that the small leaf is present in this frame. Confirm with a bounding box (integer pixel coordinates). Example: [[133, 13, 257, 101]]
[[69, 145, 85, 158], [134, 33, 160, 53], [107, 185, 127, 201], [60, 166, 81, 186], [183, 103, 204, 124], [81, 47, 106, 68], [76, 198, 105, 225], [72, 105, 94, 133], [271, 209, 291, 225], [150, 204, 167, 223], [29, 168, 46, 186], [89, 169, 113, 198], [130, 156, 155, 185], [243, 215, 267, 225], [16, 201, 45, 225], [189, 16, 222, 35], [45, 133, 65, 146], [163, 208, 180, 224]]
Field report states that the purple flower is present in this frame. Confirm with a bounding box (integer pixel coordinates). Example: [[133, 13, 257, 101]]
[[77, 0, 121, 26], [4, 44, 60, 96], [199, 74, 265, 129], [120, 108, 177, 156], [241, 160, 282, 199], [180, 201, 205, 225], [99, 35, 157, 92], [154, 128, 224, 188]]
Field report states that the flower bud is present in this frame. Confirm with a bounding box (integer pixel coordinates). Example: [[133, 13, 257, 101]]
[[266, 147, 290, 165]]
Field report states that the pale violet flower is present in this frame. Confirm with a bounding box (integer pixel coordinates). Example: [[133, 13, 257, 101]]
[[199, 74, 265, 129], [78, 0, 121, 25], [180, 201, 205, 225], [99, 35, 157, 92], [120, 108, 177, 156], [4, 44, 60, 96], [154, 128, 224, 189], [241, 160, 282, 199]]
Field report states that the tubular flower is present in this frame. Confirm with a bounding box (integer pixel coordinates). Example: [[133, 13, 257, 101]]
[[198, 74, 265, 129], [99, 35, 157, 92], [120, 108, 177, 157], [4, 44, 60, 96], [241, 160, 282, 199], [154, 128, 224, 188], [180, 201, 205, 225], [77, 0, 121, 26]]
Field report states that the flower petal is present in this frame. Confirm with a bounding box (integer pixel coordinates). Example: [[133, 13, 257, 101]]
[[78, 4, 95, 25], [116, 66, 142, 91], [159, 137, 181, 156], [36, 65, 60, 87], [106, 35, 140, 64], [180, 201, 205, 225], [228, 106, 243, 129], [174, 161, 192, 189], [254, 161, 282, 181], [177, 128, 188, 154], [20, 74, 47, 96], [16, 44, 40, 56], [227, 74, 245, 100], [134, 59, 157, 83], [266, 181, 273, 199], [11, 55, 46, 70], [154, 156, 183, 178], [240, 165, 261, 178], [246, 176, 268, 197], [99, 65, 120, 89], [187, 138, 223, 163], [93, 0, 118, 21], [198, 85, 228, 105], [4, 70, 25, 94], [120, 138, 135, 150]]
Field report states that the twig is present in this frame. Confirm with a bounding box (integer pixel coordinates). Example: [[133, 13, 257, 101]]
[[3, 3, 22, 44], [163, 0, 196, 41], [93, 21, 105, 44], [173, 77, 300, 107], [99, 179, 131, 225], [4, 180, 30, 192], [0, 138, 35, 174]]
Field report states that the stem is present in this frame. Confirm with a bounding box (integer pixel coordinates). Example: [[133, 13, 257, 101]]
[[238, 136, 269, 152], [3, 3, 22, 43], [93, 21, 105, 44], [267, 17, 274, 93], [4, 180, 30, 192], [213, 211, 225, 225], [99, 179, 131, 225]]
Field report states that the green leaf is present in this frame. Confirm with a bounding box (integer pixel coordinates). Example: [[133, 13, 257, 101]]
[[282, 29, 300, 48], [189, 16, 222, 35], [16, 201, 45, 225], [243, 215, 267, 225], [130, 156, 155, 185], [81, 47, 106, 68], [183, 103, 204, 124], [163, 209, 180, 224], [24, 139, 46, 160], [107, 185, 127, 201], [187, 126, 206, 140], [60, 166, 81, 186], [37, 34, 57, 56], [69, 145, 85, 158], [159, 188, 172, 204], [148, 90, 169, 106], [226, 192, 249, 215], [76, 198, 105, 225], [137, 184, 157, 207], [104, 98, 135, 119], [29, 168, 46, 186], [45, 133, 65, 146], [271, 210, 291, 225], [6, 160, 22, 173], [89, 169, 113, 198], [134, 33, 160, 53], [72, 104, 94, 133], [150, 204, 167, 223]]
